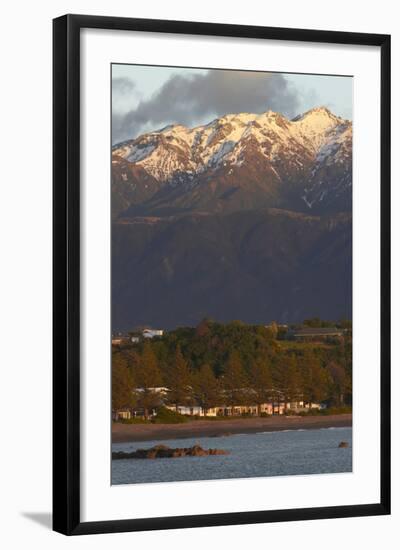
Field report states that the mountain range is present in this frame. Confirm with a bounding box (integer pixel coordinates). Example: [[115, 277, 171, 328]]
[[111, 107, 352, 330]]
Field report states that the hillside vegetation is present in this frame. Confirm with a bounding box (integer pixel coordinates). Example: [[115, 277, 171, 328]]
[[112, 319, 352, 416]]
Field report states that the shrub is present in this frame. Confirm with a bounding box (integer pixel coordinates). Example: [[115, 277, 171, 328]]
[[297, 406, 352, 416], [324, 406, 352, 415], [306, 408, 321, 416], [118, 417, 150, 424], [151, 406, 189, 424]]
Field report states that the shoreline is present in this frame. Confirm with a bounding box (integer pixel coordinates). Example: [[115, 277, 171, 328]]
[[112, 414, 352, 443]]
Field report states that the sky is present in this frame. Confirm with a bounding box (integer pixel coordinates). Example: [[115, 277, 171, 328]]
[[112, 64, 353, 144]]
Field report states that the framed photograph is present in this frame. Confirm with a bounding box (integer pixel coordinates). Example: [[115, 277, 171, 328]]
[[53, 14, 390, 535]]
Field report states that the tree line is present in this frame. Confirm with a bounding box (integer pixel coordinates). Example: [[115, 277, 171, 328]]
[[112, 319, 352, 418]]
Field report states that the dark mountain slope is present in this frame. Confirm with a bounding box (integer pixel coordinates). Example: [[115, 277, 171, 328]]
[[112, 209, 351, 330]]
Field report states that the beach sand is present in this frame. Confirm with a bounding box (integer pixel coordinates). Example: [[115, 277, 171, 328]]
[[112, 414, 352, 443]]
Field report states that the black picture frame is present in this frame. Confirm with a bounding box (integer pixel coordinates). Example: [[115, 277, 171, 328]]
[[53, 13, 391, 536]]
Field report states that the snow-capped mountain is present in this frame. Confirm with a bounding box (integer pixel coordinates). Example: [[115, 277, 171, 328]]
[[111, 107, 352, 330], [112, 107, 352, 216]]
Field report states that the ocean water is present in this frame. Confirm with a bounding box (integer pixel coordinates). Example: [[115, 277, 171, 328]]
[[111, 427, 352, 485]]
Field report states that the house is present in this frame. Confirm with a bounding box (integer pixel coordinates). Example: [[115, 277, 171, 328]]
[[112, 331, 135, 345], [112, 409, 132, 421], [111, 336, 129, 346], [135, 386, 169, 396], [142, 328, 164, 339], [112, 333, 142, 345], [165, 398, 321, 418], [126, 383, 324, 420], [167, 405, 212, 416], [288, 327, 345, 341], [111, 338, 123, 345]]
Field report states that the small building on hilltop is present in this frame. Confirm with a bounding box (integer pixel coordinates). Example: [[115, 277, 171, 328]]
[[143, 328, 164, 339], [111, 334, 130, 346], [288, 327, 345, 342]]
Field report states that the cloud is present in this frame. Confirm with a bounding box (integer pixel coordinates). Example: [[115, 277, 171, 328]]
[[112, 77, 136, 95], [112, 77, 140, 118], [112, 69, 300, 143]]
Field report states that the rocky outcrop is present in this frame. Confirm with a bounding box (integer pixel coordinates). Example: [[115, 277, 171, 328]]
[[112, 444, 229, 460]]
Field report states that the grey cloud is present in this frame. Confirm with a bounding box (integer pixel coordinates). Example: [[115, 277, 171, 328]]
[[112, 70, 300, 144], [112, 77, 136, 95]]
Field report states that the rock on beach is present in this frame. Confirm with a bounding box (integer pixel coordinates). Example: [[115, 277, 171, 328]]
[[112, 444, 229, 460]]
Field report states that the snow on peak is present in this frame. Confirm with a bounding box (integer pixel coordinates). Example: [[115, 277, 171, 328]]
[[291, 106, 346, 151], [292, 106, 338, 121], [112, 107, 351, 182]]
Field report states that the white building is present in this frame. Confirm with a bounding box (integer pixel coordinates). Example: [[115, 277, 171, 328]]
[[142, 328, 164, 339], [165, 400, 321, 417]]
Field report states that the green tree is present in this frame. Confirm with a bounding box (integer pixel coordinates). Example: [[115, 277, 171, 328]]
[[135, 342, 163, 419], [283, 354, 301, 409], [300, 351, 328, 407], [112, 361, 135, 411], [327, 361, 348, 406], [273, 354, 288, 412], [195, 318, 212, 338], [271, 353, 298, 412], [167, 346, 193, 411], [221, 351, 248, 413], [249, 357, 272, 415], [192, 364, 221, 415], [265, 321, 278, 340], [338, 318, 352, 330], [303, 317, 322, 328], [120, 348, 141, 379]]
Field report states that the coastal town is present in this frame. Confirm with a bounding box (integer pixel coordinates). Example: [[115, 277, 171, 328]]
[[112, 319, 352, 424], [113, 388, 325, 422]]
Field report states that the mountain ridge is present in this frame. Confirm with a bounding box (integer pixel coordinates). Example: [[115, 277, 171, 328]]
[[112, 106, 352, 217]]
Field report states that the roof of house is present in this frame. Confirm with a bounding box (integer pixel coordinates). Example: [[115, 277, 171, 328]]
[[291, 327, 345, 335]]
